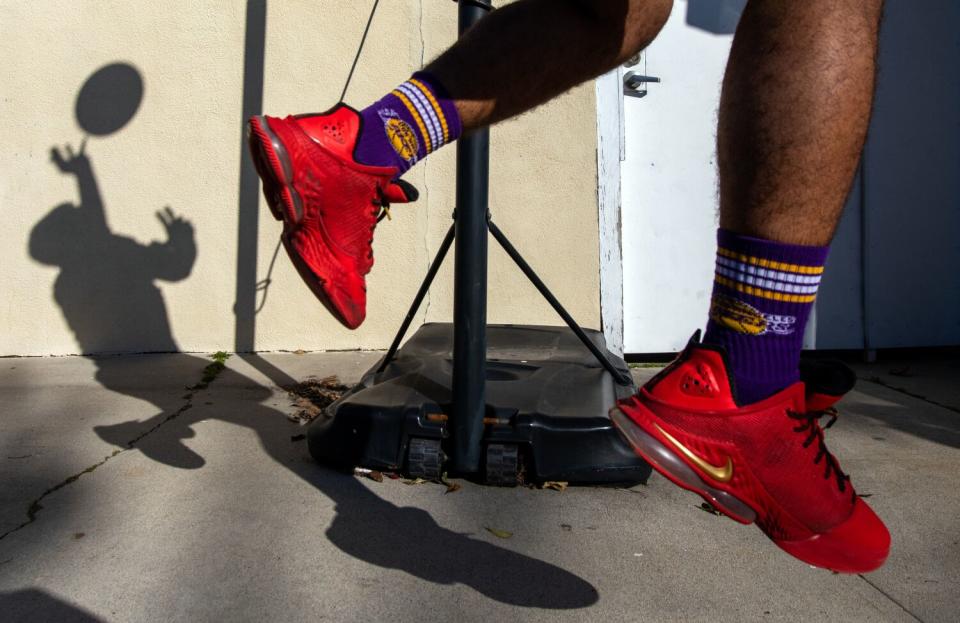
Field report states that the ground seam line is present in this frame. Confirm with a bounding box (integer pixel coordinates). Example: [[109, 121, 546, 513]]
[[0, 361, 226, 542], [858, 574, 924, 623]]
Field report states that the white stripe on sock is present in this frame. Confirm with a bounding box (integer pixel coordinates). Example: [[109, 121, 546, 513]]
[[716, 256, 822, 285], [715, 266, 821, 294], [398, 83, 441, 149]]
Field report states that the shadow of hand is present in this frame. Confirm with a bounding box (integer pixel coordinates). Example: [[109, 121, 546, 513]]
[[50, 140, 91, 177], [148, 206, 196, 282], [157, 206, 193, 242]]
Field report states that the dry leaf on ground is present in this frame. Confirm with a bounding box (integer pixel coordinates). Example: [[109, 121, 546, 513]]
[[284, 375, 350, 424], [485, 527, 513, 539]]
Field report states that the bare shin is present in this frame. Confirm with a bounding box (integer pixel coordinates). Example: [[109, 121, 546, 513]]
[[425, 0, 673, 129], [718, 0, 884, 246]]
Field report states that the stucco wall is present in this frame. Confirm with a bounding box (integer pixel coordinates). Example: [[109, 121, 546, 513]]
[[1, 1, 600, 356]]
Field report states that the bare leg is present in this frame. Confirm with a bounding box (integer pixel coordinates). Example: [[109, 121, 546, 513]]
[[426, 0, 673, 130], [718, 0, 884, 246]]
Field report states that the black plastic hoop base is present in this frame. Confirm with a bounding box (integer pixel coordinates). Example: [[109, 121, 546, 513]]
[[307, 323, 652, 485]]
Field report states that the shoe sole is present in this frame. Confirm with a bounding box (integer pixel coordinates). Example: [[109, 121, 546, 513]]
[[609, 406, 757, 524], [247, 116, 355, 329]]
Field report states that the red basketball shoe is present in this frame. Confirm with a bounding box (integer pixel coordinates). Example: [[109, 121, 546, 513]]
[[611, 335, 889, 573], [247, 105, 418, 329]]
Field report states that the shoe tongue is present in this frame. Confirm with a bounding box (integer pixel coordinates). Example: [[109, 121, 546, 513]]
[[295, 104, 361, 161], [644, 334, 740, 410]]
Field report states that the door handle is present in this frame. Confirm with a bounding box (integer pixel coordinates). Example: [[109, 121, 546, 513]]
[[623, 71, 660, 98]]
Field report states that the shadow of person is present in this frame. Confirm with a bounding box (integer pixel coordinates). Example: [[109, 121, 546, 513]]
[[28, 142, 205, 471], [31, 64, 598, 609], [30, 142, 197, 357], [28, 62, 205, 468], [95, 355, 600, 609]]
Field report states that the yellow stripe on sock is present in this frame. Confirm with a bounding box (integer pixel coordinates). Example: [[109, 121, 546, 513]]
[[715, 275, 818, 303], [392, 89, 433, 153], [717, 247, 824, 275], [409, 78, 449, 144]]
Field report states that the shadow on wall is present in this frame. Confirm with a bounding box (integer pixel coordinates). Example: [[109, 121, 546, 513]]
[[28, 63, 197, 356]]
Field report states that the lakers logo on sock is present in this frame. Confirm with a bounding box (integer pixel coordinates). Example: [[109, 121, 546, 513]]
[[379, 109, 419, 164], [711, 295, 797, 336], [711, 295, 768, 336]]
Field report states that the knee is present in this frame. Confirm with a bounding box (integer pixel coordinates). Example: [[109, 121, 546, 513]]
[[626, 0, 673, 57], [569, 0, 673, 61]]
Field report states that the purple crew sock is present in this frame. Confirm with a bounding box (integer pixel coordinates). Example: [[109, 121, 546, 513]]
[[702, 229, 829, 405], [354, 72, 462, 175]]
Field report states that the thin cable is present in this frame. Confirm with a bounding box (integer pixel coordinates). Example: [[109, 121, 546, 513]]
[[255, 238, 283, 314], [256, 0, 381, 315], [340, 0, 381, 102]]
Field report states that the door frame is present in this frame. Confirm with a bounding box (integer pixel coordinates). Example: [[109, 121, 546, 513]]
[[595, 69, 626, 356]]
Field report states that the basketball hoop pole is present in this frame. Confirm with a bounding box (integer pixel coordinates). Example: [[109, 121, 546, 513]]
[[450, 0, 493, 473]]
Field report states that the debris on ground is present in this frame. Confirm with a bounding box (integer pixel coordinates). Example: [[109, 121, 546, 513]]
[[439, 472, 462, 494], [402, 478, 429, 485], [560, 524, 573, 532], [354, 467, 384, 483], [485, 527, 513, 539], [541, 481, 568, 492], [889, 365, 912, 377], [699, 502, 722, 516], [283, 375, 350, 425]]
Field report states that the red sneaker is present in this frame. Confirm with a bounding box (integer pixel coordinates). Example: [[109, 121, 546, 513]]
[[611, 336, 889, 573], [247, 105, 418, 329]]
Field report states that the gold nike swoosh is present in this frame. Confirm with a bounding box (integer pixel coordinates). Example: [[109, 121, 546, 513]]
[[653, 423, 734, 483]]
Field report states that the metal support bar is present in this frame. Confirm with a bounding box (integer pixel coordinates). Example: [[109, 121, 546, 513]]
[[488, 220, 633, 386], [450, 0, 493, 473], [377, 223, 456, 374]]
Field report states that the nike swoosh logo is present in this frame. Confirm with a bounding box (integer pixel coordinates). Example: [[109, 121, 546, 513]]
[[653, 423, 734, 483]]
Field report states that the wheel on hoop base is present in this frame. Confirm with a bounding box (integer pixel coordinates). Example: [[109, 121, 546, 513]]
[[485, 443, 520, 486], [407, 437, 444, 480]]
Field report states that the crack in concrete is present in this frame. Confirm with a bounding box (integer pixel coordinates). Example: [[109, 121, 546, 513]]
[[416, 0, 434, 325], [859, 375, 960, 416], [858, 574, 925, 622], [0, 358, 227, 542]]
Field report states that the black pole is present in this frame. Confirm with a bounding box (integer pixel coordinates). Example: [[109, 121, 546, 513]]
[[451, 0, 492, 473]]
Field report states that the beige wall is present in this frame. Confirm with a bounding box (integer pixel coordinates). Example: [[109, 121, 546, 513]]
[[0, 1, 600, 356]]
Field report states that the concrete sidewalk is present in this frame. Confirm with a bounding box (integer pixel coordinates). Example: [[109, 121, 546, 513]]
[[0, 351, 957, 622]]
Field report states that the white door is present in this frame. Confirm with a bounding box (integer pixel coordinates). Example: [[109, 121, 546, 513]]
[[605, 0, 960, 355], [619, 1, 741, 353]]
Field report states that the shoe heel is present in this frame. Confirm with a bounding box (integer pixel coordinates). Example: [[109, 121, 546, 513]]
[[247, 116, 301, 224], [610, 407, 757, 524]]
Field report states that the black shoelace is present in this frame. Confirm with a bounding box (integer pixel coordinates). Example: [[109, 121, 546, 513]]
[[786, 409, 856, 503]]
